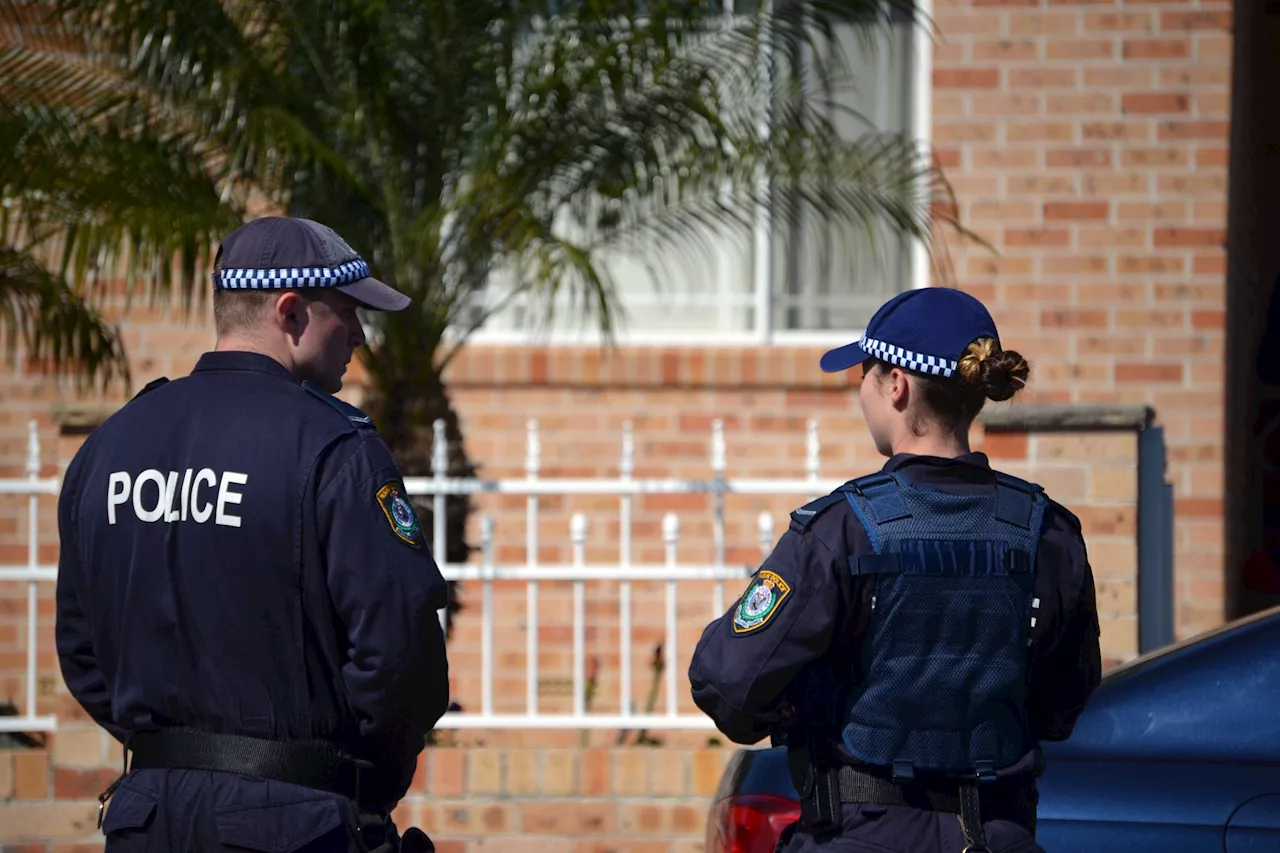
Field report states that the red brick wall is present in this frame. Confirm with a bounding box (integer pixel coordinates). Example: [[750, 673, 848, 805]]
[[929, 0, 1230, 636], [0, 743, 734, 852]]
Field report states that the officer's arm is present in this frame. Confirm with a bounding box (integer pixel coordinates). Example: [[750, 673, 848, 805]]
[[53, 452, 125, 742], [688, 525, 842, 745], [1028, 508, 1103, 741], [317, 435, 450, 801]]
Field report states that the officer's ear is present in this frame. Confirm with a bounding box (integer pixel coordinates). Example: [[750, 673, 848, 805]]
[[886, 367, 912, 410], [273, 291, 311, 340]]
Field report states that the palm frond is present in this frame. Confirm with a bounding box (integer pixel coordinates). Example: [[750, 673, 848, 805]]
[[0, 246, 130, 390], [412, 0, 969, 340], [2, 0, 981, 388]]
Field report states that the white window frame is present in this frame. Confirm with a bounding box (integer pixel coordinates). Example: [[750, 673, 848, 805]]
[[459, 0, 934, 350]]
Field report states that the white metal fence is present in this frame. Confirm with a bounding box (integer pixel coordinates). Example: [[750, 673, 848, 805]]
[[0, 421, 59, 733], [0, 417, 845, 733]]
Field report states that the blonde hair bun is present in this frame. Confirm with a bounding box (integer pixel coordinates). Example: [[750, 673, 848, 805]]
[[956, 337, 1029, 402]]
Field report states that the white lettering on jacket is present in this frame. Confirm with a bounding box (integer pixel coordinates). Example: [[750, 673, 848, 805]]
[[107, 469, 248, 527]]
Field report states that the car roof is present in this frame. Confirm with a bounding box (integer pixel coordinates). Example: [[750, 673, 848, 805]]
[[1099, 603, 1280, 688]]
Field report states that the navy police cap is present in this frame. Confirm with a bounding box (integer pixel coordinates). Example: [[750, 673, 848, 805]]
[[212, 216, 411, 312], [820, 287, 1000, 378]]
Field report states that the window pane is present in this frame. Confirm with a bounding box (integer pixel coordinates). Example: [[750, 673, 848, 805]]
[[468, 6, 917, 342], [771, 17, 916, 334], [465, 233, 757, 340], [468, 11, 762, 342]]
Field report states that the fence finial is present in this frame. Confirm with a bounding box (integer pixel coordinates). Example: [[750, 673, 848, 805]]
[[758, 512, 775, 557], [525, 419, 541, 477], [662, 512, 680, 545], [620, 421, 634, 477], [25, 420, 39, 479], [806, 418, 820, 481], [432, 419, 447, 477], [711, 419, 726, 475]]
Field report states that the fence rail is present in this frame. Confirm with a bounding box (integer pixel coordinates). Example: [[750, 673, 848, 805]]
[[413, 417, 840, 728], [1, 416, 840, 732]]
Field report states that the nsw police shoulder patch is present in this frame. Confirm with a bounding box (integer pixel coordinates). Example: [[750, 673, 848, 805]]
[[732, 569, 792, 635], [376, 480, 422, 548]]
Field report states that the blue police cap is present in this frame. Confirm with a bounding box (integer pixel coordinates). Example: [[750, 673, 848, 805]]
[[819, 287, 1000, 378], [212, 217, 411, 311]]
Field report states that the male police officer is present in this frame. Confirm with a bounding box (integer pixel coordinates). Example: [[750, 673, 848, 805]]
[[55, 216, 448, 853], [689, 288, 1101, 853]]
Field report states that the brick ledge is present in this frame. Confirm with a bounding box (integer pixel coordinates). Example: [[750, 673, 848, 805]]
[[981, 403, 1155, 432]]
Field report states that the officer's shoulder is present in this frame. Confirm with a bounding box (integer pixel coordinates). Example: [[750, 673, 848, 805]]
[[300, 381, 377, 432], [112, 375, 175, 412], [98, 375, 174, 425], [131, 376, 171, 399], [788, 488, 854, 532], [1043, 497, 1084, 536]]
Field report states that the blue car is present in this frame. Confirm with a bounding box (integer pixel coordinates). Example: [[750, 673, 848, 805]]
[[704, 604, 1280, 852]]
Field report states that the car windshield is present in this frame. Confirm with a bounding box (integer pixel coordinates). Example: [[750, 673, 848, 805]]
[[1098, 603, 1280, 686]]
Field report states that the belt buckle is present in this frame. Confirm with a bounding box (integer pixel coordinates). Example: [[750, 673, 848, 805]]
[[970, 761, 997, 784]]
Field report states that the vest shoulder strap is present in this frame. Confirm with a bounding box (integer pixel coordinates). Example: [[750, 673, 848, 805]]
[[839, 473, 911, 554], [991, 471, 1047, 532], [992, 471, 1051, 575], [846, 473, 913, 524]]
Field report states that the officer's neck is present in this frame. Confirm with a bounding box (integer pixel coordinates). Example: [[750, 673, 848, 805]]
[[888, 431, 972, 460], [213, 335, 300, 381]]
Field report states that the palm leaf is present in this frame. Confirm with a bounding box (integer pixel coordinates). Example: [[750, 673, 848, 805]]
[[0, 246, 130, 390], [3, 0, 982, 389]]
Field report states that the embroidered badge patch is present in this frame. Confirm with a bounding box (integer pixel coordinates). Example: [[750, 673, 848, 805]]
[[376, 481, 422, 548], [732, 570, 792, 634]]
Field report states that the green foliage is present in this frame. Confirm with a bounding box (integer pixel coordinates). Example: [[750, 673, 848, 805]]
[[2, 0, 969, 391]]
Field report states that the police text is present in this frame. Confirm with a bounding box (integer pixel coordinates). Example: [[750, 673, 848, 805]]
[[107, 469, 249, 527]]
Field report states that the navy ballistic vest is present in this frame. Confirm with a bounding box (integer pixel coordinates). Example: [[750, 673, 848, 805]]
[[839, 470, 1047, 778]]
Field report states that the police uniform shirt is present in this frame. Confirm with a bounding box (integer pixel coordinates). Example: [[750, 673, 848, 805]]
[[54, 351, 450, 807], [688, 451, 1101, 769]]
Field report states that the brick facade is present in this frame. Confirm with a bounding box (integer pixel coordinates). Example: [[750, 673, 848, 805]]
[[0, 0, 1232, 848]]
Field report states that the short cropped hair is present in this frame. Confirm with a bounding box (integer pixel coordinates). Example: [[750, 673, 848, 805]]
[[211, 288, 286, 337]]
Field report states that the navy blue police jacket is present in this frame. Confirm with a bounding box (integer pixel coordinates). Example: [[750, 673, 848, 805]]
[[688, 452, 1101, 774], [54, 351, 450, 807]]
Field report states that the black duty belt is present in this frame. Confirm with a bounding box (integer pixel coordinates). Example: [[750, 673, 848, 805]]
[[835, 764, 1036, 827], [126, 729, 384, 815]]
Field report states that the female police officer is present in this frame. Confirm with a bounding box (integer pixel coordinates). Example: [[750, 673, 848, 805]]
[[689, 287, 1101, 853]]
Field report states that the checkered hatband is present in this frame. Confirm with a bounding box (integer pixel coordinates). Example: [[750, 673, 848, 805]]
[[213, 258, 371, 290], [860, 334, 958, 378]]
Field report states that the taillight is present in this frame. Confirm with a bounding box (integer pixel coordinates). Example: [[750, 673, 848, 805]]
[[707, 794, 802, 853]]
